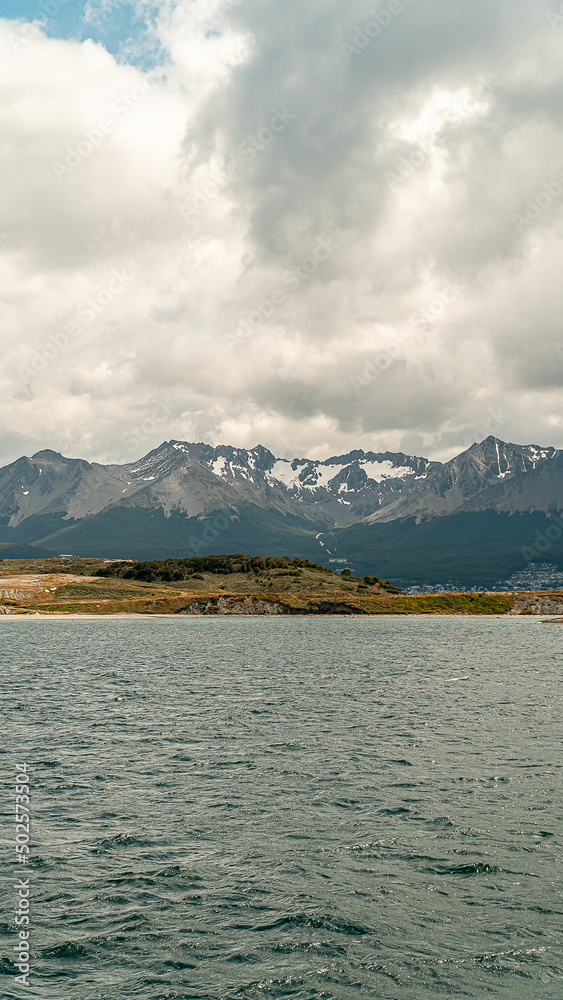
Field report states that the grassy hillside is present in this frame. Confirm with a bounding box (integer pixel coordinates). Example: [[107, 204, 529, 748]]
[[0, 555, 520, 615], [97, 553, 402, 589]]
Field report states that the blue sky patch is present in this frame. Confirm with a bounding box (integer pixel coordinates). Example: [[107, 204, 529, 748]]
[[0, 0, 162, 68]]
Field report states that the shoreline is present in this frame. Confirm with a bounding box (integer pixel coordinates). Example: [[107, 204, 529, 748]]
[[0, 612, 557, 621]]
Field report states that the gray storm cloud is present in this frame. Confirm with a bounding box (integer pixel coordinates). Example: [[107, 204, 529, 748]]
[[0, 0, 562, 466]]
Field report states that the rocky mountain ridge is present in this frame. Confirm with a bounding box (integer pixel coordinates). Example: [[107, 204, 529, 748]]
[[1, 436, 560, 532], [1, 435, 563, 587]]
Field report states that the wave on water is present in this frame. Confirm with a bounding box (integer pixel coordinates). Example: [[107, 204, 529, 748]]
[[1, 618, 561, 1000]]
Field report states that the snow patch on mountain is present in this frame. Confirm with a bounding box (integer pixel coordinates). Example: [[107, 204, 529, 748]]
[[263, 457, 421, 493], [359, 460, 414, 483], [266, 460, 305, 489], [211, 457, 227, 477], [527, 446, 550, 466], [310, 465, 343, 489]]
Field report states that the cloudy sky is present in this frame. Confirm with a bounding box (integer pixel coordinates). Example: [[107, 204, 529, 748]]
[[1, 0, 563, 466]]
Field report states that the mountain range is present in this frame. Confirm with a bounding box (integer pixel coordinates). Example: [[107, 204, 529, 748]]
[[1, 436, 563, 588]]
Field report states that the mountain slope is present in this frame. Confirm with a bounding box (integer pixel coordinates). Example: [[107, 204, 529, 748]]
[[458, 451, 563, 515], [364, 437, 560, 523], [177, 440, 438, 525], [1, 435, 563, 586], [0, 440, 440, 529], [0, 503, 325, 562], [332, 511, 563, 588]]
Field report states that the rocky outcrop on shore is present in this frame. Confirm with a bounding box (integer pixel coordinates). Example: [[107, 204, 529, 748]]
[[175, 596, 366, 616], [508, 595, 563, 615], [177, 596, 288, 615]]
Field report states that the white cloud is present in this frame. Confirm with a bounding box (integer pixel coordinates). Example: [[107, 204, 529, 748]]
[[1, 1, 563, 468]]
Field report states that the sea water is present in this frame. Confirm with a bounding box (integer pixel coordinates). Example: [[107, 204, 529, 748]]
[[0, 617, 561, 999]]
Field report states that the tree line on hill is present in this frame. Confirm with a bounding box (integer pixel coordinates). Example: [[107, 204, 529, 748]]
[[96, 553, 402, 591]]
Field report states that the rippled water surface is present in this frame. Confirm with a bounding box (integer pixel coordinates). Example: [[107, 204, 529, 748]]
[[1, 617, 562, 999]]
